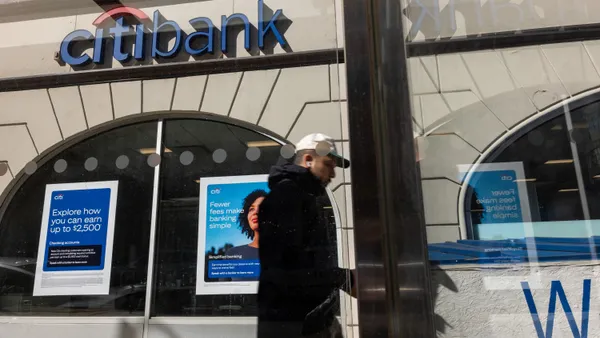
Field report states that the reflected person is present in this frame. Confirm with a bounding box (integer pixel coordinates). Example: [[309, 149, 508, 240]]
[[257, 133, 356, 338]]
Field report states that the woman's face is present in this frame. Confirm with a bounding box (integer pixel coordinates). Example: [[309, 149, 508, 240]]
[[247, 197, 265, 231]]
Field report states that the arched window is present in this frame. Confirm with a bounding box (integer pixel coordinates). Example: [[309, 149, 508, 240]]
[[0, 119, 158, 316], [464, 94, 600, 240], [0, 114, 341, 317]]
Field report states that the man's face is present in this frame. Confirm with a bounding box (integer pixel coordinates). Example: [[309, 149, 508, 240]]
[[310, 155, 337, 186]]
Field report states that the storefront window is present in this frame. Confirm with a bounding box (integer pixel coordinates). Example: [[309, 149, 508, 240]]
[[465, 114, 582, 239], [152, 118, 342, 317], [152, 119, 283, 317], [0, 115, 346, 320], [0, 121, 157, 316], [462, 97, 600, 240]]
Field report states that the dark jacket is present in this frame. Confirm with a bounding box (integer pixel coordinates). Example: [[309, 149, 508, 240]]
[[257, 162, 352, 337]]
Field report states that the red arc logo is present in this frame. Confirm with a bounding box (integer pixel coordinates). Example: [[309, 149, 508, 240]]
[[92, 6, 150, 26]]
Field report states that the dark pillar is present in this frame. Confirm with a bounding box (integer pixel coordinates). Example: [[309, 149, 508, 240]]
[[342, 0, 436, 336]]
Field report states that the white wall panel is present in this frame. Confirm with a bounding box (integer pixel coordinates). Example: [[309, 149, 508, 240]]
[[330, 64, 348, 101], [111, 81, 142, 118], [422, 180, 460, 225], [426, 225, 460, 244], [0, 16, 75, 77], [172, 76, 207, 112], [287, 101, 343, 143], [442, 91, 480, 112], [461, 51, 517, 99], [333, 186, 348, 229], [143, 79, 176, 113], [409, 57, 439, 95], [259, 65, 330, 136], [49, 87, 87, 139], [0, 162, 12, 196], [339, 102, 349, 140], [0, 90, 62, 154], [501, 47, 561, 88], [420, 93, 452, 129], [0, 125, 37, 175], [80, 84, 114, 128], [420, 135, 480, 181], [200, 73, 243, 116], [542, 42, 600, 96], [229, 70, 279, 124], [438, 54, 480, 95], [433, 102, 507, 152], [482, 90, 538, 128]]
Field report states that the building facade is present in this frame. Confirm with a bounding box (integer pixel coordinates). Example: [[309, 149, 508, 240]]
[[3, 0, 600, 337], [0, 1, 358, 337]]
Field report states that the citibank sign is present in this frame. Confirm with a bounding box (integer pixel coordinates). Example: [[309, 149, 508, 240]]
[[59, 0, 287, 66]]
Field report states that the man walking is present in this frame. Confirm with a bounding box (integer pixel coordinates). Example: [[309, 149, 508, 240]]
[[257, 133, 356, 338]]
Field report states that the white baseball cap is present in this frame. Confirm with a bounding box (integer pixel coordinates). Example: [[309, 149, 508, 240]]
[[295, 133, 350, 168]]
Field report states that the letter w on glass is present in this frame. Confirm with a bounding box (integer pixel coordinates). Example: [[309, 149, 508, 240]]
[[521, 280, 591, 338]]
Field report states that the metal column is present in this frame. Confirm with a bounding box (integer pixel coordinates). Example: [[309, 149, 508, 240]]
[[342, 0, 436, 337]]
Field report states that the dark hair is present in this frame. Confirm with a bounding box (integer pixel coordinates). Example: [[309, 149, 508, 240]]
[[238, 189, 268, 239], [293, 149, 317, 165]]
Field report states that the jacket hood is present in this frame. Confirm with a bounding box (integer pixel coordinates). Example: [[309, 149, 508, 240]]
[[268, 162, 323, 195]]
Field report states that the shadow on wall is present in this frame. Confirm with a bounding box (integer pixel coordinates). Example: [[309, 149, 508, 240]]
[[430, 267, 458, 336]]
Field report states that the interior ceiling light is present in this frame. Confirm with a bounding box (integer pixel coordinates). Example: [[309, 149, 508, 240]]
[[544, 159, 574, 164], [558, 188, 579, 192], [594, 175, 600, 179], [513, 178, 537, 182], [551, 123, 587, 130], [573, 122, 589, 129], [246, 140, 279, 148], [139, 148, 172, 154]]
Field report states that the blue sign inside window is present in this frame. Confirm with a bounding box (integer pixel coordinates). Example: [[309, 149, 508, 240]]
[[471, 170, 523, 224], [43, 188, 112, 272]]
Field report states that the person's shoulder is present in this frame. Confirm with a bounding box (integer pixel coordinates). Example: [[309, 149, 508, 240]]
[[266, 180, 305, 205], [270, 178, 301, 194]]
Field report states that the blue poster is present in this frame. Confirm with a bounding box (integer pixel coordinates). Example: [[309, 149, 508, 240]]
[[196, 175, 269, 295], [470, 170, 523, 224], [34, 181, 119, 296], [43, 188, 111, 271], [205, 181, 269, 281]]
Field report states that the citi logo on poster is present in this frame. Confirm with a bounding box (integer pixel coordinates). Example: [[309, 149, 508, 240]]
[[59, 0, 288, 66], [54, 194, 64, 200]]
